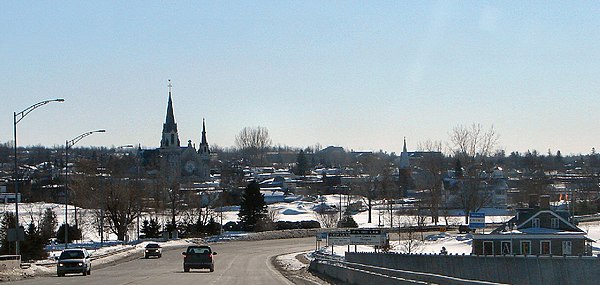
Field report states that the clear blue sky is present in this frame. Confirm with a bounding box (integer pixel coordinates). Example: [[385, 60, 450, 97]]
[[2, 1, 599, 155]]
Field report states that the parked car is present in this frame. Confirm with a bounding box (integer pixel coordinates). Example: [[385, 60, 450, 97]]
[[182, 245, 217, 272], [458, 225, 475, 234], [56, 248, 92, 277], [144, 243, 162, 258]]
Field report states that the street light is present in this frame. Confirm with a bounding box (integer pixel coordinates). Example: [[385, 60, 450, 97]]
[[64, 129, 105, 248], [13, 98, 64, 255]]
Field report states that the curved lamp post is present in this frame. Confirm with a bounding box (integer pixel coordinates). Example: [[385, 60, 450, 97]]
[[13, 98, 64, 255], [64, 129, 105, 248]]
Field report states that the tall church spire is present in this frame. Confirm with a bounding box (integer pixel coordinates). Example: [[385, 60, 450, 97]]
[[163, 80, 177, 133], [161, 79, 180, 148], [199, 118, 210, 154], [399, 137, 410, 169], [201, 118, 207, 144]]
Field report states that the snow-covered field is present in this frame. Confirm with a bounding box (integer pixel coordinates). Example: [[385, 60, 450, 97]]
[[4, 194, 600, 282], [5, 194, 600, 262]]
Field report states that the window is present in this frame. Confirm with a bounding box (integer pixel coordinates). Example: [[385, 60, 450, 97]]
[[521, 241, 531, 255], [532, 218, 540, 228], [483, 241, 494, 255], [562, 241, 572, 255], [551, 218, 559, 229], [541, 240, 551, 255], [501, 241, 512, 254]]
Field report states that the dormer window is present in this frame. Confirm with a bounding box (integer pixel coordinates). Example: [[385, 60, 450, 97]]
[[532, 218, 540, 228], [551, 218, 559, 229]]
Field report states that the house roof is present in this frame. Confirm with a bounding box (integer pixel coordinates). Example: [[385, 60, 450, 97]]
[[517, 210, 583, 232], [491, 208, 584, 235], [473, 232, 590, 240]]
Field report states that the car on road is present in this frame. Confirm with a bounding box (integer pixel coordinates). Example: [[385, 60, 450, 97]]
[[144, 243, 162, 258], [458, 225, 475, 234], [182, 245, 217, 272], [56, 248, 92, 277]]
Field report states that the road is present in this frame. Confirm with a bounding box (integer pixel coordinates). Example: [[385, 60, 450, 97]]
[[12, 237, 317, 285]]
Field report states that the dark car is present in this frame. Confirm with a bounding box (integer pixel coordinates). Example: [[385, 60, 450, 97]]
[[56, 248, 92, 277], [182, 245, 217, 272], [458, 225, 475, 234], [144, 243, 162, 259]]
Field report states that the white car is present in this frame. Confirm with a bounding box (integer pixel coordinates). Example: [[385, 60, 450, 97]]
[[57, 248, 92, 276]]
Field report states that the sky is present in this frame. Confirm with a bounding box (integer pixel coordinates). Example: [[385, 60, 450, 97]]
[[2, 1, 600, 155]]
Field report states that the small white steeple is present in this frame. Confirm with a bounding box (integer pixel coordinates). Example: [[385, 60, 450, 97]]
[[399, 137, 410, 169]]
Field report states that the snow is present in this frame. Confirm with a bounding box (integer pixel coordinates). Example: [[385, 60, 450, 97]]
[[6, 194, 600, 271], [275, 251, 310, 271], [281, 208, 307, 215]]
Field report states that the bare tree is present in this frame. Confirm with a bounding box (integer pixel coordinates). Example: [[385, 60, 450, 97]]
[[73, 155, 144, 242], [357, 154, 397, 224], [397, 216, 424, 254], [448, 123, 499, 223], [313, 212, 339, 228], [417, 139, 442, 153], [103, 178, 143, 241], [266, 208, 281, 223], [448, 123, 499, 165], [235, 126, 272, 163], [415, 142, 445, 225], [456, 171, 493, 224]]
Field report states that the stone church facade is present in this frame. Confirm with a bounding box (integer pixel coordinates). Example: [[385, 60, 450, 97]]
[[142, 81, 211, 186]]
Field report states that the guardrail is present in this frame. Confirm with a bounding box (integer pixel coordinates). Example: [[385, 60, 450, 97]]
[[310, 253, 507, 285]]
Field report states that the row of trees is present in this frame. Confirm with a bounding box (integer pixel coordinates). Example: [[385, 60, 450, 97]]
[[0, 208, 61, 261], [3, 123, 600, 253]]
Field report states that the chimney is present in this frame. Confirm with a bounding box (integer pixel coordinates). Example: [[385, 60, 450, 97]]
[[540, 195, 550, 210]]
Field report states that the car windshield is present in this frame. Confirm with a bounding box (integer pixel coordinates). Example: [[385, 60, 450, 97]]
[[146, 244, 160, 248], [59, 250, 84, 259], [188, 247, 210, 254]]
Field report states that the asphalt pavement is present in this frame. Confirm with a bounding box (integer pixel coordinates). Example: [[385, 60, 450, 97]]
[[10, 237, 317, 285]]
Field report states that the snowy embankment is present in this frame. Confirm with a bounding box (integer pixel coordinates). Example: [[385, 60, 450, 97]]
[[9, 196, 600, 281]]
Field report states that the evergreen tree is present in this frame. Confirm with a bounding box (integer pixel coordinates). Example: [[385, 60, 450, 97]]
[[554, 150, 565, 170], [337, 215, 358, 228], [141, 218, 161, 238], [0, 212, 16, 255], [56, 224, 82, 244], [295, 150, 308, 176], [39, 208, 57, 243], [238, 181, 267, 232], [21, 223, 47, 261], [455, 159, 463, 178]]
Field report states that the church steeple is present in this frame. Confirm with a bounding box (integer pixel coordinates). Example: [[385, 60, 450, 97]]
[[201, 119, 207, 145], [399, 137, 410, 169], [160, 79, 180, 149], [199, 118, 210, 157]]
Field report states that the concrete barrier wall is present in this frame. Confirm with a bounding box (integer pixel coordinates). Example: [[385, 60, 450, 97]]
[[0, 255, 20, 270], [309, 261, 427, 285], [346, 252, 600, 285]]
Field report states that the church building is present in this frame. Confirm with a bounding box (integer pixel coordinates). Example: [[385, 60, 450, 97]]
[[141, 80, 211, 186]]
